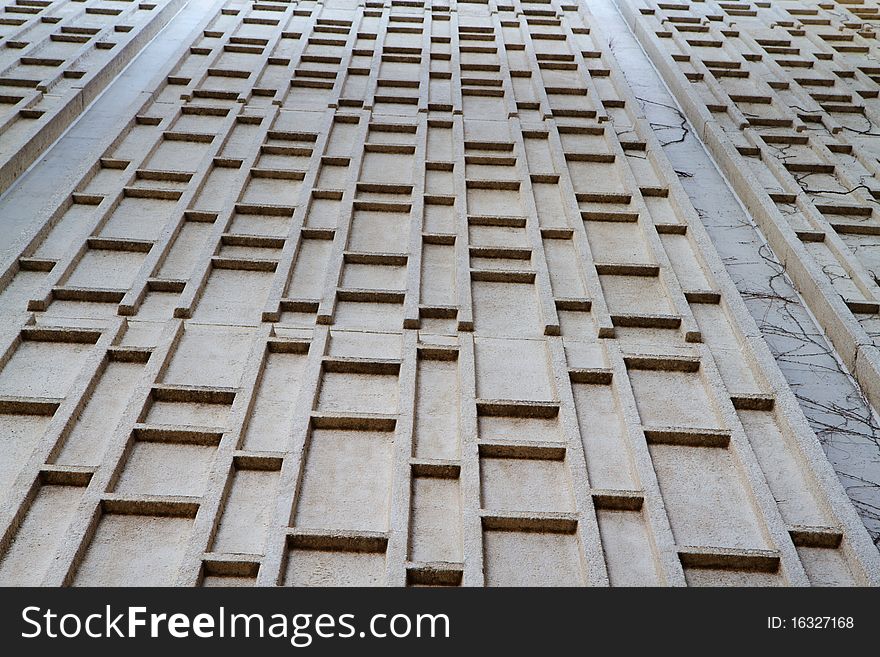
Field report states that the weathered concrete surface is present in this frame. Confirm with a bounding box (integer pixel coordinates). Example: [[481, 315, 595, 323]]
[[0, 0, 878, 588]]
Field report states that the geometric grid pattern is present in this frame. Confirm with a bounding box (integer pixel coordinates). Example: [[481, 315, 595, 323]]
[[0, 0, 878, 586], [0, 0, 181, 193]]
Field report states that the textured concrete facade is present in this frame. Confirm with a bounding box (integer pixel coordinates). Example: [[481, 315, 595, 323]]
[[0, 0, 879, 586]]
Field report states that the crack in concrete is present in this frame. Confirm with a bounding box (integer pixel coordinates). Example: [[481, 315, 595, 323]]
[[594, 0, 880, 546]]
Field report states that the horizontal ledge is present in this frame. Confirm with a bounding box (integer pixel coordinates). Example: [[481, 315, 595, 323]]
[[356, 182, 413, 194], [287, 528, 388, 553], [343, 251, 408, 266], [417, 344, 459, 360], [576, 192, 632, 204], [211, 256, 278, 272], [122, 187, 183, 201], [845, 299, 880, 314], [463, 140, 514, 152], [555, 297, 592, 311], [796, 229, 826, 243], [71, 193, 105, 205], [0, 395, 61, 415], [101, 495, 200, 518], [481, 511, 578, 533], [202, 554, 261, 577], [569, 368, 613, 384], [684, 290, 722, 304], [101, 158, 131, 169], [310, 412, 397, 431], [52, 286, 126, 303], [352, 200, 412, 212], [595, 262, 660, 276], [788, 525, 843, 549], [151, 384, 236, 405], [267, 337, 310, 354], [251, 168, 305, 181], [364, 143, 416, 155], [368, 122, 418, 134], [222, 233, 286, 249], [423, 195, 455, 206], [18, 257, 56, 272], [87, 236, 154, 253], [469, 245, 531, 260], [322, 357, 401, 374], [279, 298, 320, 313], [39, 465, 95, 487], [147, 278, 187, 292], [828, 222, 880, 236], [311, 189, 344, 201], [769, 192, 798, 204], [677, 546, 780, 573], [611, 313, 682, 329], [478, 440, 566, 460], [643, 426, 731, 448], [235, 203, 296, 216], [232, 451, 284, 471], [540, 227, 573, 239], [565, 152, 615, 163], [21, 326, 102, 344], [132, 424, 224, 446], [730, 393, 775, 411], [422, 232, 456, 245], [411, 459, 461, 478], [267, 130, 317, 143], [624, 353, 700, 372], [654, 223, 687, 234], [107, 346, 152, 363], [405, 562, 464, 586], [591, 489, 645, 511], [467, 214, 527, 228], [641, 186, 669, 198], [581, 210, 640, 222], [262, 144, 312, 156], [470, 269, 536, 283], [336, 288, 406, 303], [475, 399, 560, 418], [419, 305, 458, 319], [465, 155, 515, 166], [212, 157, 243, 169], [301, 227, 335, 240], [163, 131, 215, 143]]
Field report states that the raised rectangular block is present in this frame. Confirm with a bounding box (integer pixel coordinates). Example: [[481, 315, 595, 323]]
[[243, 350, 308, 451], [0, 485, 83, 586], [0, 340, 93, 398], [56, 361, 144, 466], [409, 476, 462, 563], [597, 510, 661, 587], [73, 514, 194, 587], [212, 469, 279, 555], [115, 442, 216, 497], [481, 457, 574, 513], [414, 357, 460, 460], [483, 530, 585, 587], [163, 325, 254, 388], [649, 443, 768, 550], [294, 429, 393, 532], [0, 415, 52, 508], [475, 337, 554, 401], [285, 549, 386, 587]]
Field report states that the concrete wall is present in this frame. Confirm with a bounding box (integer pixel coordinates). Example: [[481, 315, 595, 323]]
[[0, 0, 878, 587]]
